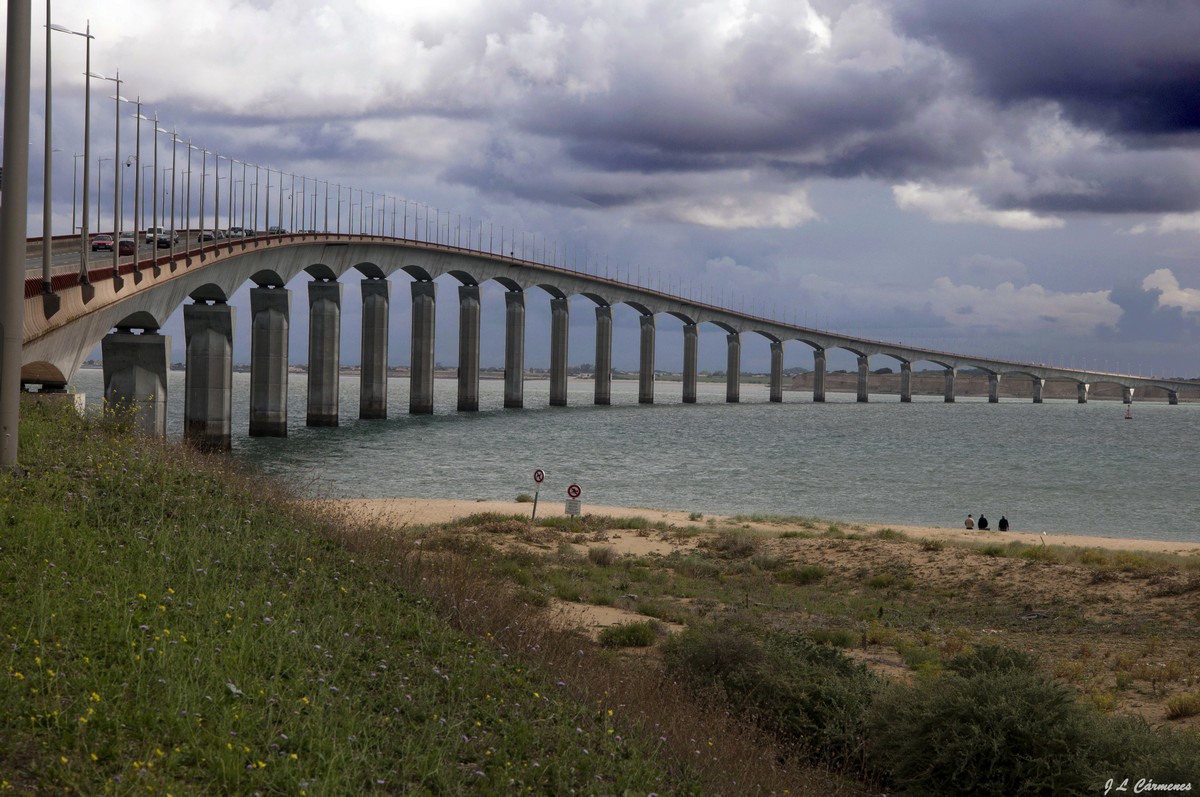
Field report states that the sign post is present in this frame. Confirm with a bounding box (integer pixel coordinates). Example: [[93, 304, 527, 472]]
[[531, 468, 546, 520], [565, 482, 582, 517]]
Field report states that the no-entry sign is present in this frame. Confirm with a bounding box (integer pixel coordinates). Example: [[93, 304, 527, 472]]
[[533, 468, 546, 485], [567, 483, 581, 499]]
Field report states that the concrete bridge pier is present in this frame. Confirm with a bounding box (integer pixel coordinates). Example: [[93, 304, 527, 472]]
[[458, 285, 481, 412], [101, 328, 169, 437], [726, 332, 740, 403], [1122, 387, 1134, 405], [306, 281, 341, 427], [988, 373, 1001, 403], [249, 287, 289, 437], [899, 361, 913, 403], [183, 301, 234, 451], [769, 341, 783, 403], [856, 355, 869, 403], [410, 281, 436, 414], [943, 367, 956, 403], [1077, 382, 1089, 404], [594, 305, 612, 405], [504, 291, 525, 409], [639, 314, 655, 404], [360, 278, 389, 420], [549, 297, 569, 406], [682, 323, 698, 404], [1031, 377, 1045, 404], [1169, 391, 1179, 406], [812, 349, 826, 402]]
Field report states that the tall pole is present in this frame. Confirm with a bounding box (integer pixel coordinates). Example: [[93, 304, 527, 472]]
[[198, 147, 206, 242], [41, 0, 52, 293], [2, 0, 34, 467], [79, 21, 92, 282], [108, 71, 121, 280], [150, 115, 159, 246], [130, 97, 141, 269], [71, 152, 81, 236]]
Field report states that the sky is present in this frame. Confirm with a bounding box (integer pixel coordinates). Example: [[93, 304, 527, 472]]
[[6, 0, 1200, 377]]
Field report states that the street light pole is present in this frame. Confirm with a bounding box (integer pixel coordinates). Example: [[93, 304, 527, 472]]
[[51, 19, 93, 282], [42, 0, 53, 293], [71, 152, 81, 237], [98, 70, 122, 284]]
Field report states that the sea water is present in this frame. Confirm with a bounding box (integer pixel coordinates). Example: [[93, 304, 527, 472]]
[[69, 369, 1200, 543]]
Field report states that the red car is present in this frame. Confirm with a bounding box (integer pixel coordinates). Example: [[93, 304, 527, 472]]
[[91, 234, 113, 251], [118, 237, 136, 256]]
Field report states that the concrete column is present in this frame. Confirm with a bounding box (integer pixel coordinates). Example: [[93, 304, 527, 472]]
[[1169, 390, 1179, 406], [306, 281, 341, 427], [1077, 382, 1090, 404], [360, 279, 389, 419], [682, 323, 698, 404], [856, 354, 869, 403], [899, 361, 913, 403], [549, 297, 569, 406], [409, 281, 436, 414], [101, 329, 169, 437], [249, 287, 289, 437], [1031, 377, 1045, 404], [457, 285, 481, 412], [726, 333, 741, 403], [638, 313, 655, 404], [812, 349, 826, 403], [769, 340, 783, 403], [1122, 386, 1135, 405], [594, 305, 612, 406], [504, 291, 525, 409], [183, 302, 234, 451], [988, 373, 1001, 403], [943, 367, 957, 403]]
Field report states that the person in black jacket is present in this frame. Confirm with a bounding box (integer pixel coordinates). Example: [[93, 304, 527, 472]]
[[998, 515, 1009, 531], [977, 515, 989, 530]]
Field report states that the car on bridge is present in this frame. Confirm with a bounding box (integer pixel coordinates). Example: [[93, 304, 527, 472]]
[[90, 234, 113, 251], [154, 231, 178, 248], [266, 225, 287, 235], [197, 230, 216, 242], [118, 237, 136, 256]]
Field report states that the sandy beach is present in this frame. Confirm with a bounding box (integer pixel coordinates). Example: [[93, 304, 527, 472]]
[[325, 496, 1200, 557]]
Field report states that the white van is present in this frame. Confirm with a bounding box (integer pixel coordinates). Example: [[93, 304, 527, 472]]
[[144, 226, 167, 243]]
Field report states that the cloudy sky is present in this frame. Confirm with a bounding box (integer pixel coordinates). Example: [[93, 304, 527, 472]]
[[9, 0, 1200, 377]]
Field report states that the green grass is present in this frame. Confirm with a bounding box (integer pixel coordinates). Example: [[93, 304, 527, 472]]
[[0, 405, 698, 795]]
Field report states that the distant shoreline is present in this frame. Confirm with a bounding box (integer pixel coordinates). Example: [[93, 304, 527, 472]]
[[326, 497, 1200, 557]]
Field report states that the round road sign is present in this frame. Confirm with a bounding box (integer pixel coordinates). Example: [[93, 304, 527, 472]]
[[567, 483, 581, 499], [533, 468, 546, 485]]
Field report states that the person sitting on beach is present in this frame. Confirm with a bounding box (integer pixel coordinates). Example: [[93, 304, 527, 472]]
[[978, 515, 989, 530], [964, 514, 974, 530], [998, 515, 1009, 531]]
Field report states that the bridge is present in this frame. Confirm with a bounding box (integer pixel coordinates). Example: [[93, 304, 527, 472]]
[[19, 226, 1196, 450]]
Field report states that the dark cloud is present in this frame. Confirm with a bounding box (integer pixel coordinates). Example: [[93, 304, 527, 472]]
[[894, 0, 1200, 139]]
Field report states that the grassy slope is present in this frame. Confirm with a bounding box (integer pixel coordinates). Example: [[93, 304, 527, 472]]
[[0, 403, 696, 795]]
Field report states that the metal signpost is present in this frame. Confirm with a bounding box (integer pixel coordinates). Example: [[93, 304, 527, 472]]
[[565, 483, 582, 517], [530, 468, 545, 520]]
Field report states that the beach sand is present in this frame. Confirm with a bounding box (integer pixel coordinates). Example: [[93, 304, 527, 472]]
[[324, 497, 1200, 557]]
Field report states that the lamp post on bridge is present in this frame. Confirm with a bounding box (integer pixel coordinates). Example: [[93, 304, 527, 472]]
[[97, 70, 124, 285], [96, 156, 110, 236], [50, 18, 94, 283], [70, 152, 82, 238]]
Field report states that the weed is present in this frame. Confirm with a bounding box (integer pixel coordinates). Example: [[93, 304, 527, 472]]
[[688, 512, 703, 521], [776, 564, 828, 585], [598, 621, 660, 648], [587, 545, 618, 566], [1164, 691, 1200, 720]]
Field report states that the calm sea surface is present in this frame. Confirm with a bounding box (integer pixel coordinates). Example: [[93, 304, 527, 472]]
[[71, 369, 1199, 543]]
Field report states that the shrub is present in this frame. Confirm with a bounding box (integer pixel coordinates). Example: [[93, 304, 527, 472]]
[[709, 530, 758, 558], [1164, 690, 1200, 720], [664, 624, 881, 772], [946, 644, 1039, 677], [688, 512, 703, 521], [515, 493, 534, 503], [776, 564, 828, 585], [868, 669, 1095, 795], [598, 621, 659, 648], [587, 545, 618, 566]]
